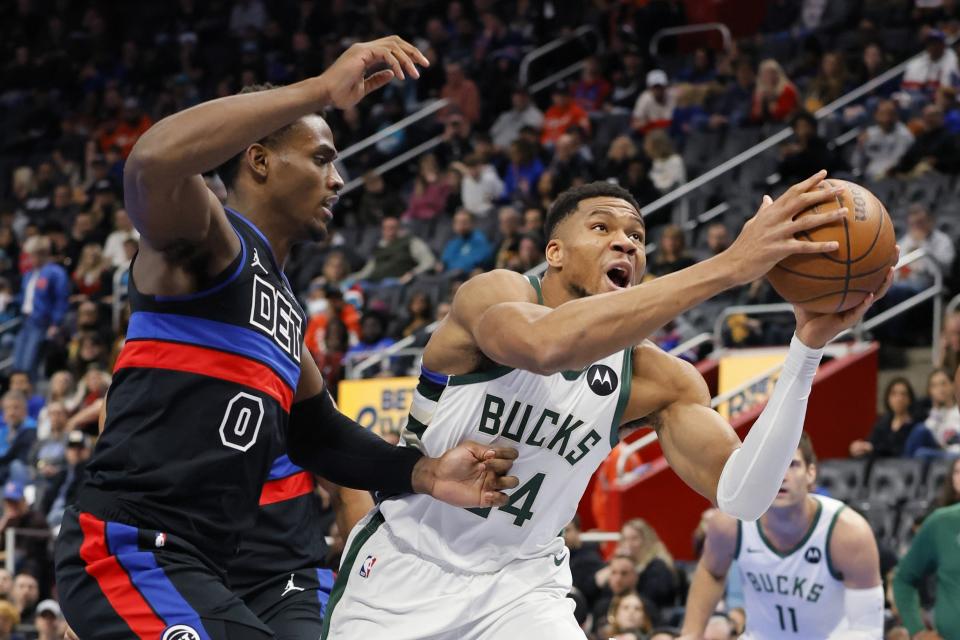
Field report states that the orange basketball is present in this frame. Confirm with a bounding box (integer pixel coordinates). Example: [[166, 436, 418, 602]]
[[766, 179, 897, 314]]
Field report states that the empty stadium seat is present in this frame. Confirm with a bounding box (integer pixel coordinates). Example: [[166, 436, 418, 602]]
[[816, 458, 869, 503], [867, 458, 925, 506], [920, 458, 953, 503]]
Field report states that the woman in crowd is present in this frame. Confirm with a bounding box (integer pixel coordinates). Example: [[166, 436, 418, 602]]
[[603, 592, 653, 640], [649, 225, 696, 277], [70, 243, 113, 303], [905, 368, 960, 458], [849, 377, 918, 458], [804, 51, 851, 112], [750, 59, 798, 124], [643, 130, 686, 194], [402, 154, 452, 222]]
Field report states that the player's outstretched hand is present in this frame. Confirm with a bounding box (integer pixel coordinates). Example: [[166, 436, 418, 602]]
[[318, 36, 430, 110], [793, 246, 899, 349], [413, 441, 519, 508], [721, 170, 847, 286]]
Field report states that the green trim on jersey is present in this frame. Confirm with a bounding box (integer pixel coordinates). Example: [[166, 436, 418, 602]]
[[406, 414, 428, 439], [416, 379, 444, 402], [825, 504, 847, 581], [526, 274, 544, 304], [610, 347, 634, 447], [320, 510, 386, 640], [447, 365, 515, 386], [734, 520, 743, 559], [757, 499, 823, 558]]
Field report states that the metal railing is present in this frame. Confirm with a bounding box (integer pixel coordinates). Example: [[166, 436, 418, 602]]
[[615, 248, 944, 483], [649, 23, 733, 57], [947, 292, 960, 315], [4, 527, 51, 574], [518, 25, 601, 87], [337, 99, 449, 165], [0, 317, 23, 373]]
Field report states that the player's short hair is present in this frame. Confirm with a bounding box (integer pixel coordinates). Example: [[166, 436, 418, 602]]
[[544, 181, 642, 240], [797, 432, 817, 467], [215, 83, 302, 189]]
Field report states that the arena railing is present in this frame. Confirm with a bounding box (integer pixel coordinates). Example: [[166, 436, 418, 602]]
[[0, 317, 23, 374], [615, 248, 944, 483], [519, 25, 602, 88], [3, 526, 51, 575], [649, 23, 733, 58], [947, 292, 960, 315]]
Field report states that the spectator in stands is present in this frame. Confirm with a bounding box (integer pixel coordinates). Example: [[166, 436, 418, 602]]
[[932, 456, 960, 510], [896, 204, 956, 291], [502, 140, 544, 202], [632, 70, 675, 134], [13, 236, 68, 381], [229, 0, 267, 35], [454, 154, 504, 217], [97, 97, 153, 159], [35, 599, 65, 640], [440, 209, 493, 275], [512, 234, 546, 273], [616, 518, 679, 609], [101, 209, 139, 268], [804, 51, 852, 112], [10, 573, 38, 626], [938, 310, 960, 378], [494, 206, 522, 269], [620, 158, 662, 208], [572, 56, 611, 113], [541, 82, 591, 146], [678, 48, 717, 85], [906, 368, 960, 457], [707, 59, 756, 131], [779, 111, 844, 184], [345, 312, 396, 375], [602, 135, 640, 184], [403, 154, 452, 222], [901, 28, 959, 96], [71, 243, 112, 303], [317, 318, 349, 400], [670, 83, 708, 144], [1, 508, 45, 605], [0, 392, 36, 485], [0, 570, 10, 602], [549, 133, 594, 193], [750, 59, 798, 124], [440, 61, 481, 125], [41, 429, 89, 529], [437, 113, 474, 166], [601, 591, 653, 640], [650, 225, 695, 277], [892, 104, 960, 176], [8, 372, 43, 421], [591, 555, 641, 635], [849, 377, 918, 458], [490, 87, 544, 150], [36, 372, 75, 437], [317, 251, 352, 292], [643, 130, 686, 194], [398, 292, 433, 340], [32, 400, 68, 490], [852, 100, 915, 181], [356, 171, 404, 226], [610, 46, 647, 110], [0, 600, 20, 640], [348, 216, 437, 288], [304, 284, 360, 362]]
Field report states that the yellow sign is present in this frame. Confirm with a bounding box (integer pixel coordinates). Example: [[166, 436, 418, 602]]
[[338, 377, 418, 435], [717, 349, 787, 419]]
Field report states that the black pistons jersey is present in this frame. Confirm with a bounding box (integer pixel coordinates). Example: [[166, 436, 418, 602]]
[[77, 207, 306, 569], [227, 453, 330, 596]]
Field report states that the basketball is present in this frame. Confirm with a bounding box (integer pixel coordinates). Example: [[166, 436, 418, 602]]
[[766, 179, 897, 314]]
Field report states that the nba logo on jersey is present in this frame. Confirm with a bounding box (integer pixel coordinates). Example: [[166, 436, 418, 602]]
[[359, 555, 377, 578], [155, 532, 166, 548]]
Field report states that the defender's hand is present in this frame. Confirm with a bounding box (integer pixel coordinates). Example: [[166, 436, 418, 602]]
[[720, 171, 848, 286], [317, 36, 429, 109], [412, 441, 519, 508], [794, 251, 897, 349]]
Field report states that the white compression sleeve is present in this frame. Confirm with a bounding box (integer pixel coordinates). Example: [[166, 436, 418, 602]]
[[825, 586, 884, 639], [716, 334, 824, 521]]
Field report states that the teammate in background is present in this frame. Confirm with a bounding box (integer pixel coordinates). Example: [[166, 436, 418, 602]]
[[228, 453, 372, 638], [323, 176, 895, 639], [891, 366, 960, 639], [55, 37, 518, 640], [681, 434, 884, 639]]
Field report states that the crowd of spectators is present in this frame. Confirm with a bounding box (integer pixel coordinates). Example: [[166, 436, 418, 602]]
[[1, 0, 960, 637]]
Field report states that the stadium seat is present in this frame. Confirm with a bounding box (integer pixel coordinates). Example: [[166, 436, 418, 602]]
[[866, 458, 925, 506], [853, 502, 899, 549], [816, 458, 869, 503], [919, 458, 953, 503]]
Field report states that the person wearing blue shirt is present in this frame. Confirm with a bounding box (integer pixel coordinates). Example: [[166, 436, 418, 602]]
[[13, 236, 69, 381], [0, 390, 37, 485], [441, 209, 493, 275]]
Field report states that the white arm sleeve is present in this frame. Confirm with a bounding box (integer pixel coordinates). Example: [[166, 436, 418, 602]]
[[827, 586, 885, 639], [716, 334, 823, 521]]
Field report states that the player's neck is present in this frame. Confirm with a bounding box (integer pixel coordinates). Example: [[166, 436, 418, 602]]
[[225, 194, 293, 266], [761, 495, 817, 549], [539, 272, 583, 307]]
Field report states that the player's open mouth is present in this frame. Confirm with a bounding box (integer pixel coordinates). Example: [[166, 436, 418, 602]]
[[606, 265, 631, 288]]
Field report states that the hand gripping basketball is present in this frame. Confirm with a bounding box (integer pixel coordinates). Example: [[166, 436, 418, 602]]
[[317, 36, 430, 110]]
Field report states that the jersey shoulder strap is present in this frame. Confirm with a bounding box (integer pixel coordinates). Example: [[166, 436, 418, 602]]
[[526, 274, 544, 304]]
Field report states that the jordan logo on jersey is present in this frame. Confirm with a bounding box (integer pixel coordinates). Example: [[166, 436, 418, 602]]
[[281, 573, 305, 597], [251, 248, 268, 274], [587, 364, 618, 396], [249, 274, 303, 362]]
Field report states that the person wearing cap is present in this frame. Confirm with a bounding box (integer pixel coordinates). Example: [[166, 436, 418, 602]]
[[541, 81, 591, 146], [35, 599, 65, 640], [902, 27, 960, 96], [631, 69, 676, 134], [12, 236, 69, 381], [490, 87, 545, 149], [41, 429, 91, 529]]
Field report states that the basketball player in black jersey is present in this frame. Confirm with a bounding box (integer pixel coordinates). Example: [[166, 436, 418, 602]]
[[55, 37, 518, 640]]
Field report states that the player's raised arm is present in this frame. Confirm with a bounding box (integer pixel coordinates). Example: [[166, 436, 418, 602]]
[[454, 174, 847, 375], [680, 512, 739, 639], [124, 36, 428, 250], [286, 341, 519, 509]]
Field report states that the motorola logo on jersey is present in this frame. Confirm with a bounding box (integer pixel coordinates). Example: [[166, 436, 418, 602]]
[[804, 547, 822, 564], [161, 625, 201, 640], [586, 364, 618, 396], [249, 274, 303, 363]]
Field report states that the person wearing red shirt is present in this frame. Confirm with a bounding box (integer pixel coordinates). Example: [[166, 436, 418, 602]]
[[572, 57, 612, 112], [541, 81, 591, 146], [750, 59, 798, 124], [98, 98, 153, 158]]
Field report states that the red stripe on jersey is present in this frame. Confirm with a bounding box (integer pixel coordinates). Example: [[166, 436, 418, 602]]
[[115, 339, 293, 412], [78, 512, 167, 639], [259, 471, 314, 506]]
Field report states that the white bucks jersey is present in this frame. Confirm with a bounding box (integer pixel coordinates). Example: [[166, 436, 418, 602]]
[[736, 495, 848, 639], [380, 277, 632, 573]]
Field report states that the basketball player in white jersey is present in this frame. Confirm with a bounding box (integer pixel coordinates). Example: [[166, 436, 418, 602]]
[[680, 434, 883, 639], [322, 178, 894, 640]]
